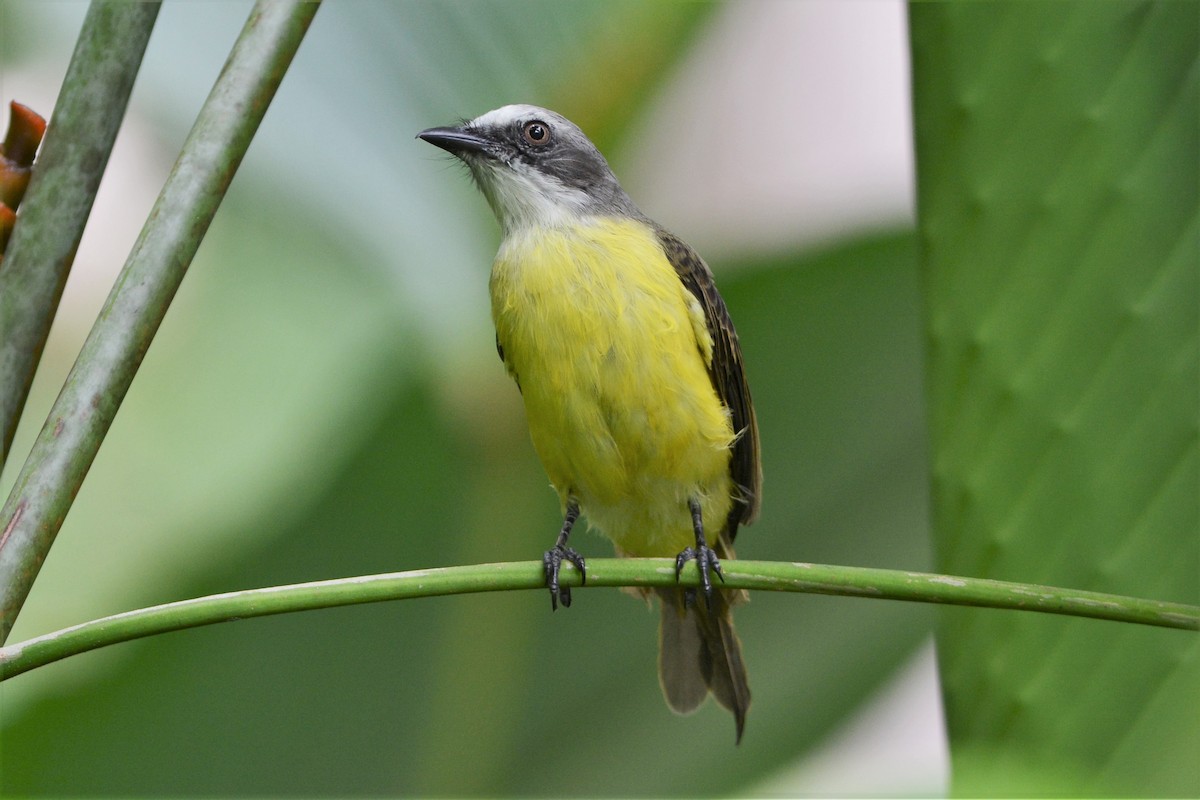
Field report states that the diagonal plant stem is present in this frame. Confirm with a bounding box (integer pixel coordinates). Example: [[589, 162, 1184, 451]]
[[0, 0, 321, 646], [0, 1, 160, 473], [1, 558, 1195, 680]]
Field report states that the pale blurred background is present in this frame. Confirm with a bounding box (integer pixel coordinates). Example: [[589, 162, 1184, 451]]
[[1, 2, 944, 795]]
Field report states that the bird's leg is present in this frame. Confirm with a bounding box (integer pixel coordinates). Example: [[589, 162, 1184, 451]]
[[543, 499, 586, 610], [675, 497, 725, 611]]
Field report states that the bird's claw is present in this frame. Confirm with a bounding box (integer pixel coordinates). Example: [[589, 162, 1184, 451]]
[[544, 544, 586, 610], [675, 545, 725, 611]]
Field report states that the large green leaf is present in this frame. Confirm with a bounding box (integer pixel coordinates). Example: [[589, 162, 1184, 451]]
[[911, 2, 1198, 795]]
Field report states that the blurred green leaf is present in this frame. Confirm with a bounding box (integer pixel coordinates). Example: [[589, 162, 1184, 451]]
[[4, 0, 707, 644], [911, 2, 1199, 795], [0, 0, 317, 646], [1, 1, 934, 795], [0, 228, 929, 795]]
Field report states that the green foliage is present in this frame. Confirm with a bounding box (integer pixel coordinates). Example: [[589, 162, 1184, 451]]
[[0, 210, 929, 794], [0, 0, 315, 646], [1, 2, 929, 795], [911, 2, 1199, 795], [0, 1, 158, 474], [6, 0, 1193, 795]]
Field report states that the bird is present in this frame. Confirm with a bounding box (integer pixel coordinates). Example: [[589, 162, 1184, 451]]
[[418, 105, 761, 742]]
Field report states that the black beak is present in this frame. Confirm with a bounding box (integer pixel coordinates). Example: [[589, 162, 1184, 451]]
[[417, 126, 491, 156]]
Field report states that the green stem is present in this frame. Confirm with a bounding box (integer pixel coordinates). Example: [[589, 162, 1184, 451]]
[[2, 558, 1194, 680], [0, 1, 160, 471], [0, 0, 320, 645]]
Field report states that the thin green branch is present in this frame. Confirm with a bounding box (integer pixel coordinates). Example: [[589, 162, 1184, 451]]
[[0, 0, 320, 645], [1, 558, 1195, 680], [0, 1, 160, 471]]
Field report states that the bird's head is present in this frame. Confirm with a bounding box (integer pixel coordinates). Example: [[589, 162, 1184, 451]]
[[418, 104, 638, 233]]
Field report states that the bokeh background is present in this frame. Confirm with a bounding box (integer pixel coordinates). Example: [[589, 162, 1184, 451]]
[[2, 1, 1195, 797], [0, 2, 938, 794]]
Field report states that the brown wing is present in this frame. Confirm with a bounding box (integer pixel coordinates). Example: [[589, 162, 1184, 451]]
[[655, 228, 762, 537]]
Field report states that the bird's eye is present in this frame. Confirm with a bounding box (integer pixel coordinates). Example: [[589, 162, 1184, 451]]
[[523, 120, 551, 146]]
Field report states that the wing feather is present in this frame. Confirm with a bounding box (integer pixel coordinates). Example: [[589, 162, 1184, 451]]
[[655, 228, 762, 536]]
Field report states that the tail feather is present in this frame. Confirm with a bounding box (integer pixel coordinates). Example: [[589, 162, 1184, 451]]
[[656, 587, 751, 742], [658, 591, 710, 714]]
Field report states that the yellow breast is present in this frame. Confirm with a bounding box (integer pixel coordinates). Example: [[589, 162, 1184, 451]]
[[490, 217, 735, 556]]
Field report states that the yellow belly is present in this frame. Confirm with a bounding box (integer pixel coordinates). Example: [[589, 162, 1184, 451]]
[[490, 217, 735, 556]]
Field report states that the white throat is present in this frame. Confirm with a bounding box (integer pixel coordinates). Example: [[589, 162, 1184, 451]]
[[472, 158, 592, 234]]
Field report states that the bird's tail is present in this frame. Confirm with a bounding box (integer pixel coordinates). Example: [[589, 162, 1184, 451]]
[[656, 586, 751, 743]]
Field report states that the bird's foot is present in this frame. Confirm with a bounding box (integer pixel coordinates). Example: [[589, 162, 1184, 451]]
[[675, 544, 724, 611], [543, 544, 586, 611]]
